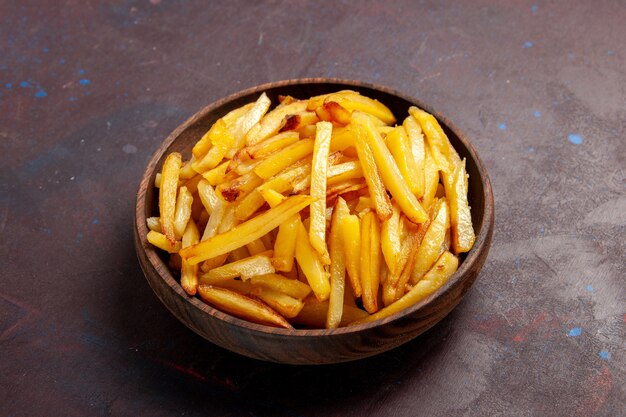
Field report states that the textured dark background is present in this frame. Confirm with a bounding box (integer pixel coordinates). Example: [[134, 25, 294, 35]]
[[1, 1, 624, 416]]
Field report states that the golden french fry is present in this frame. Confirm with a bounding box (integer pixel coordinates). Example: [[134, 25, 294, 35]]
[[354, 124, 393, 221], [201, 198, 227, 241], [217, 171, 263, 203], [237, 131, 300, 162], [351, 251, 458, 325], [279, 111, 319, 132], [201, 161, 230, 185], [326, 91, 396, 125], [353, 112, 427, 224], [180, 219, 200, 295], [326, 199, 347, 328], [173, 186, 193, 239], [159, 152, 182, 244], [250, 286, 304, 318], [191, 119, 236, 173], [147, 230, 181, 253], [386, 126, 420, 195], [245, 100, 308, 145], [421, 146, 439, 211], [196, 179, 220, 215], [200, 253, 229, 272], [360, 211, 381, 313], [254, 138, 314, 179], [197, 285, 292, 329], [249, 273, 312, 299], [200, 253, 274, 282], [192, 102, 255, 159], [447, 159, 475, 253], [336, 199, 362, 298], [309, 121, 333, 264], [201, 277, 253, 294], [402, 116, 425, 198], [146, 216, 161, 233], [179, 155, 197, 180], [324, 101, 352, 125], [291, 297, 369, 328], [295, 222, 330, 302], [227, 92, 272, 157], [180, 195, 314, 265], [381, 203, 402, 274], [246, 238, 268, 255], [411, 198, 450, 284]]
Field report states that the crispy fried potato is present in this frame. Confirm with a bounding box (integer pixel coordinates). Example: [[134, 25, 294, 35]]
[[447, 159, 476, 254], [292, 298, 369, 328], [200, 253, 274, 282], [159, 152, 182, 244], [327, 199, 347, 328], [180, 219, 200, 295], [147, 230, 181, 253], [249, 274, 312, 299], [411, 198, 450, 284], [197, 285, 292, 328], [309, 121, 333, 264], [295, 221, 330, 302]]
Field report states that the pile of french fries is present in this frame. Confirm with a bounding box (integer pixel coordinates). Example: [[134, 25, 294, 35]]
[[147, 90, 475, 329]]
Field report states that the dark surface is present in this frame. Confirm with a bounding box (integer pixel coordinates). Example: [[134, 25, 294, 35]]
[[1, 0, 624, 415]]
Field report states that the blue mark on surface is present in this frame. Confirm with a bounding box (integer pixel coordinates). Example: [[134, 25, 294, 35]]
[[523, 41, 533, 49], [533, 110, 541, 118], [79, 78, 91, 85], [539, 225, 545, 236], [531, 4, 539, 13], [68, 96, 78, 101], [586, 284, 593, 292], [568, 133, 583, 145], [59, 59, 66, 64], [568, 327, 582, 337], [34, 89, 47, 98], [5, 83, 11, 89], [498, 123, 507, 131], [527, 147, 535, 153], [41, 227, 52, 235], [42, 47, 50, 53], [607, 50, 614, 56], [92, 218, 100, 225], [78, 69, 86, 75], [599, 350, 610, 360], [19, 81, 30, 87]]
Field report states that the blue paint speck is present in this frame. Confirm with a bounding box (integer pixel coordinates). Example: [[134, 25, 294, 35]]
[[59, 59, 66, 65], [607, 50, 614, 56], [34, 89, 47, 98], [568, 327, 582, 337], [68, 96, 78, 102], [527, 147, 535, 153], [19, 81, 30, 88], [42, 47, 49, 53], [599, 350, 610, 360], [79, 78, 91, 85], [539, 225, 545, 236], [5, 83, 11, 89], [533, 110, 541, 118], [531, 4, 539, 13], [78, 69, 86, 75], [523, 41, 533, 49], [92, 218, 100, 225], [568, 133, 583, 145], [41, 227, 52, 235], [498, 123, 507, 131], [586, 284, 593, 292]]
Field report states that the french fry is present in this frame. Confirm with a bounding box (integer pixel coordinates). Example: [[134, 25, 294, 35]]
[[250, 287, 304, 318], [386, 126, 420, 195], [246, 238, 268, 255], [192, 119, 236, 173], [326, 91, 396, 125], [201, 198, 227, 241], [159, 152, 182, 244], [217, 171, 264, 202], [197, 179, 220, 215], [179, 155, 197, 180], [236, 131, 300, 163], [280, 111, 319, 132], [403, 116, 425, 198], [354, 124, 393, 221], [295, 222, 330, 302], [351, 251, 458, 325], [336, 198, 362, 298], [201, 277, 253, 294], [147, 230, 181, 253], [197, 285, 292, 329], [259, 189, 299, 272], [173, 186, 193, 239], [292, 297, 369, 328], [249, 274, 312, 299], [327, 160, 363, 185], [200, 253, 229, 272], [180, 195, 314, 265], [360, 211, 381, 313], [180, 219, 200, 295], [324, 101, 352, 125], [411, 198, 450, 284], [200, 253, 274, 282], [201, 161, 230, 185], [421, 146, 439, 211], [326, 199, 346, 328], [254, 138, 314, 179], [227, 92, 272, 157], [309, 121, 333, 264], [381, 203, 402, 273], [353, 112, 428, 224], [192, 102, 255, 159], [245, 100, 308, 145], [447, 159, 475, 253], [146, 216, 161, 233]]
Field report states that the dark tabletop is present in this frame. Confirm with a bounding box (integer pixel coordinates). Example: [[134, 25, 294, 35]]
[[1, 1, 624, 416]]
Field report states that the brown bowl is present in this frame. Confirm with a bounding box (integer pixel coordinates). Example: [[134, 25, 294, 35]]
[[134, 78, 494, 365]]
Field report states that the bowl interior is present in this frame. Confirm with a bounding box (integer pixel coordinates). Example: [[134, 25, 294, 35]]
[[138, 79, 492, 337]]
